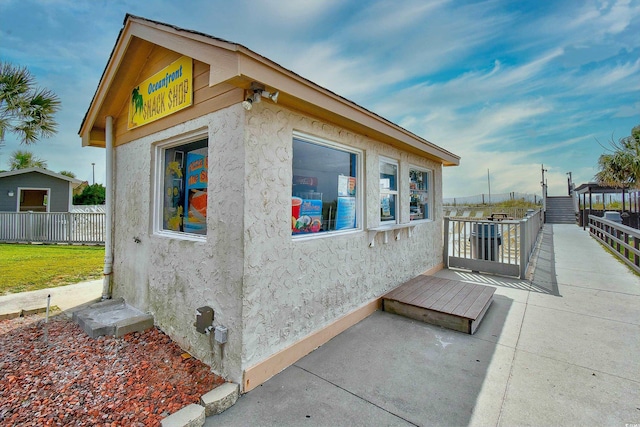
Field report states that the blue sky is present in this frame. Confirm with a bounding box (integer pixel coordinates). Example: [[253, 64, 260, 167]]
[[1, 0, 638, 198]]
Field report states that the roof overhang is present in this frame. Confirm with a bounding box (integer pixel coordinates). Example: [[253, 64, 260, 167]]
[[79, 15, 460, 167], [574, 183, 631, 194], [0, 167, 84, 187]]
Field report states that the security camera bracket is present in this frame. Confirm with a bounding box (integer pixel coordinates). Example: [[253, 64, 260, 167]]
[[250, 82, 265, 92]]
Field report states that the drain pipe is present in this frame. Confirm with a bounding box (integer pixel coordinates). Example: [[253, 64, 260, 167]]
[[102, 115, 114, 300]]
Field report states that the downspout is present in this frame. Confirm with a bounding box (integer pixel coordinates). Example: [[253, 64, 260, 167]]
[[102, 116, 114, 300]]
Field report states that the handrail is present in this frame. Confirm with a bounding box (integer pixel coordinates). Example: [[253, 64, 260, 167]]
[[588, 215, 640, 274], [443, 209, 543, 278]]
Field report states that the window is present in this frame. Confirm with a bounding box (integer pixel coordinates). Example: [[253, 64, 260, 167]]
[[156, 136, 208, 237], [379, 158, 398, 223], [409, 167, 432, 221], [292, 134, 360, 236]]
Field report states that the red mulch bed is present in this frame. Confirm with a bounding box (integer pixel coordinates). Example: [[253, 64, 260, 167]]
[[0, 313, 225, 426]]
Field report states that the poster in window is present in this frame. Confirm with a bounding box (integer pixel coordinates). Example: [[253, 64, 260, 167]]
[[335, 197, 356, 230], [292, 199, 322, 234], [337, 176, 356, 197], [381, 195, 391, 219], [184, 148, 208, 234]]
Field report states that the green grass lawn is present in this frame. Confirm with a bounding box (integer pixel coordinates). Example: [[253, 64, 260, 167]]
[[0, 244, 104, 295]]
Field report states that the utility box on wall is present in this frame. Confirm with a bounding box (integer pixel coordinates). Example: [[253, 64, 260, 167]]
[[195, 306, 214, 334], [214, 325, 228, 344]]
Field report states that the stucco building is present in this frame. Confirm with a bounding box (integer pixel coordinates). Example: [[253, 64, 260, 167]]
[[79, 14, 459, 391]]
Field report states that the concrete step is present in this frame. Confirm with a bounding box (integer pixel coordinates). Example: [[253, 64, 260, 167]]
[[545, 211, 575, 215], [546, 219, 576, 224], [72, 297, 154, 338], [545, 213, 576, 224], [545, 197, 576, 223]]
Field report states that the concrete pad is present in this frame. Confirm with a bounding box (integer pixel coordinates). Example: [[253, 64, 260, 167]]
[[527, 284, 640, 325], [554, 266, 640, 294], [468, 344, 516, 427], [499, 350, 640, 426], [208, 364, 414, 427], [471, 295, 526, 348], [517, 305, 640, 381], [436, 268, 536, 303], [204, 224, 639, 426], [295, 311, 509, 427]]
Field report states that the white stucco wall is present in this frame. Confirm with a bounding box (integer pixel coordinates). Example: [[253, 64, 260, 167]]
[[112, 105, 245, 384], [241, 102, 443, 370], [111, 100, 444, 386]]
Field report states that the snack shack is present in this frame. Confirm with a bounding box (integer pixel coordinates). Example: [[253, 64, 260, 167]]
[[79, 14, 459, 392]]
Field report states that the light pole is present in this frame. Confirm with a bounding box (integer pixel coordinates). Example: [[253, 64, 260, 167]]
[[566, 171, 572, 196], [91, 163, 95, 185]]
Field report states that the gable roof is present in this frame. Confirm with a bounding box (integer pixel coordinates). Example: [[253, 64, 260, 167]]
[[0, 167, 84, 187], [80, 14, 460, 166]]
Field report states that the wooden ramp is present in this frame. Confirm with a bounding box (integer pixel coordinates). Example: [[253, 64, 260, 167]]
[[382, 275, 495, 334]]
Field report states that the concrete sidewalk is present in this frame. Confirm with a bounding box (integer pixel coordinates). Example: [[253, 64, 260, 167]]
[[0, 279, 102, 320], [208, 224, 640, 426]]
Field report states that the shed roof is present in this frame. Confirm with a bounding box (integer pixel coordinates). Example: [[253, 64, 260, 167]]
[[0, 167, 83, 187], [574, 182, 630, 194], [79, 14, 460, 167]]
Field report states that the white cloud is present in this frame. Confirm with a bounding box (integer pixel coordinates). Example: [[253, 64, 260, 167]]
[[255, 0, 343, 22], [1, 0, 638, 199], [571, 0, 639, 36], [576, 58, 640, 90]]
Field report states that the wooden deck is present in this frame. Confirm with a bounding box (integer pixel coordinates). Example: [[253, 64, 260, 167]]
[[382, 275, 495, 334]]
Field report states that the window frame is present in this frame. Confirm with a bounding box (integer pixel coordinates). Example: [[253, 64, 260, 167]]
[[291, 131, 363, 240], [379, 156, 399, 224], [152, 129, 209, 242], [409, 165, 433, 222]]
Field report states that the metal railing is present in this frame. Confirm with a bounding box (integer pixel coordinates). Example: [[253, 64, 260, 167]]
[[0, 212, 105, 244], [444, 209, 543, 278], [589, 215, 640, 274], [443, 206, 535, 221]]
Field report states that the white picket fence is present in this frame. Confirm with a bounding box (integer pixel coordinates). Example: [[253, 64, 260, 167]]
[[71, 205, 106, 213], [0, 211, 105, 244]]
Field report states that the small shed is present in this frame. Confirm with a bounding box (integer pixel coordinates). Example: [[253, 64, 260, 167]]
[[79, 14, 460, 391], [0, 167, 83, 213]]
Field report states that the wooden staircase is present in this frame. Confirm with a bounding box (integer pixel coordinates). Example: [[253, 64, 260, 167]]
[[382, 275, 495, 334]]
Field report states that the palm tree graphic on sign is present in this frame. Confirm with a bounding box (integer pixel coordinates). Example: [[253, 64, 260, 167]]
[[130, 86, 143, 126]]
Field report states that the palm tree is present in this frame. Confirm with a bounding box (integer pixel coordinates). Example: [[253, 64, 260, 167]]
[[8, 149, 47, 170], [59, 170, 76, 178], [595, 125, 640, 189], [0, 62, 61, 145]]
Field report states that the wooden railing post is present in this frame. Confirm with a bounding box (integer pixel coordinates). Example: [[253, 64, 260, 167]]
[[443, 217, 450, 269], [519, 219, 527, 279]]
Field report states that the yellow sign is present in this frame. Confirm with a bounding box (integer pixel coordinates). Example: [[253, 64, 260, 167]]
[[128, 56, 193, 129]]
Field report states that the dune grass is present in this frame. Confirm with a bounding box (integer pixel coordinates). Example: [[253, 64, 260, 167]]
[[0, 244, 104, 295]]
